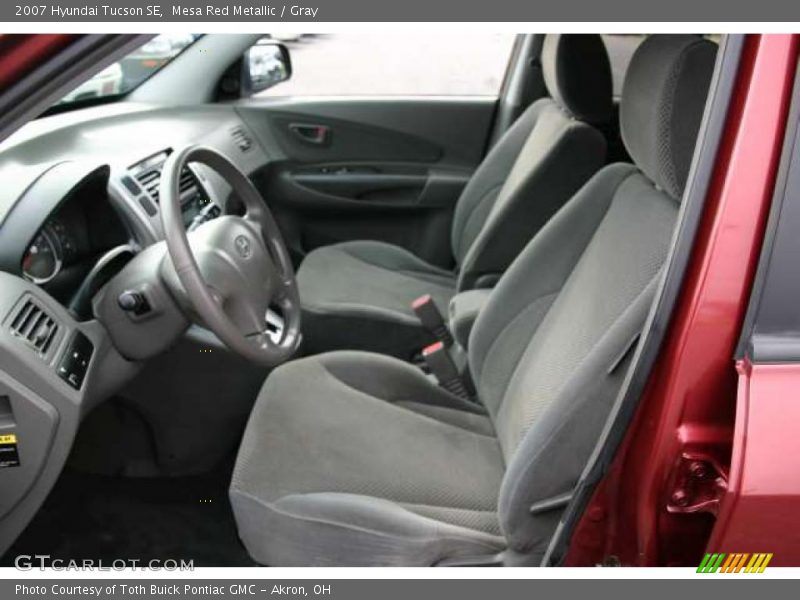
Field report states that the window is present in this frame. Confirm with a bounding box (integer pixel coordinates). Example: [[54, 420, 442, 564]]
[[601, 34, 646, 97], [53, 34, 200, 109], [257, 33, 517, 97]]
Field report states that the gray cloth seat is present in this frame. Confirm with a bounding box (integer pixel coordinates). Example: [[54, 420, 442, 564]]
[[297, 240, 457, 356], [297, 34, 613, 358], [230, 351, 506, 566], [231, 35, 718, 566]]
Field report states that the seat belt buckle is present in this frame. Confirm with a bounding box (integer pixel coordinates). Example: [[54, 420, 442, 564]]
[[422, 341, 472, 400], [412, 294, 454, 347]]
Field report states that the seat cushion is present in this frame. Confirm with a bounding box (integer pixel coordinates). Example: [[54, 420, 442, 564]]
[[230, 351, 506, 566], [297, 240, 457, 357]]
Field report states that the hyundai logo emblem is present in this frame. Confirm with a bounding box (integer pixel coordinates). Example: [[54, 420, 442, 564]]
[[234, 235, 252, 259]]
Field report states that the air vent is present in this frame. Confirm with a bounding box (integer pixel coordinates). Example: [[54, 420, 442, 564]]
[[230, 125, 254, 153], [179, 167, 201, 197], [130, 151, 206, 206], [10, 298, 59, 356], [134, 168, 162, 202]]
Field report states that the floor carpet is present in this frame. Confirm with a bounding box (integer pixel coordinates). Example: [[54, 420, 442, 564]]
[[1, 461, 254, 567]]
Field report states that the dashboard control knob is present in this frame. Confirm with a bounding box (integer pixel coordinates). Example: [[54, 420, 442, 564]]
[[118, 290, 149, 315]]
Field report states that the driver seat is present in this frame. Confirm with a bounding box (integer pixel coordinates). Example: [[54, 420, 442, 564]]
[[230, 35, 717, 566], [295, 34, 613, 358]]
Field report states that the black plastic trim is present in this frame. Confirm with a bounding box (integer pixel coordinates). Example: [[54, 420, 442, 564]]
[[38, 92, 126, 118]]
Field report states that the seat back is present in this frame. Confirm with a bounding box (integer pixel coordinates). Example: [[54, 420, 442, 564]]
[[467, 35, 718, 555], [452, 34, 613, 290]]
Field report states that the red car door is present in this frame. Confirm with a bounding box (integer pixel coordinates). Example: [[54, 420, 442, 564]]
[[562, 34, 799, 567]]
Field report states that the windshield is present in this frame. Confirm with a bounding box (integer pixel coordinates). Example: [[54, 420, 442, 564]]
[[54, 34, 200, 108]]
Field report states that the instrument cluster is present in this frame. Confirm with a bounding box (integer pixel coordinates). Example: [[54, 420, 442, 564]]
[[21, 218, 78, 285]]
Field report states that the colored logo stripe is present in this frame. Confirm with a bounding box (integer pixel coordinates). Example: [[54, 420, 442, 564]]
[[720, 553, 736, 572], [697, 553, 725, 572], [697, 553, 773, 573]]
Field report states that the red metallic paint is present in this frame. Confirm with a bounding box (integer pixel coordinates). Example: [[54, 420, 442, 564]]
[[564, 34, 799, 567], [707, 361, 800, 566], [0, 34, 76, 90]]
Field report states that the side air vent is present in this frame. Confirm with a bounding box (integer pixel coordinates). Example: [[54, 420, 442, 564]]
[[230, 125, 254, 153], [10, 298, 60, 357]]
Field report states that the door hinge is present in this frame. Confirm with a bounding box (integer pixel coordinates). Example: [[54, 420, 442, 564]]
[[598, 555, 622, 567], [666, 452, 728, 516]]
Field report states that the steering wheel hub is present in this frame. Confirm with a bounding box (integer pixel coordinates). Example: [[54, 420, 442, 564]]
[[158, 145, 301, 366]]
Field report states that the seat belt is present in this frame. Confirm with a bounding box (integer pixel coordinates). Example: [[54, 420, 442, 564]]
[[412, 295, 475, 400], [412, 294, 454, 347], [421, 341, 473, 400]]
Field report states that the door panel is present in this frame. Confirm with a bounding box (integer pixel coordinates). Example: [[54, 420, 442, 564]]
[[276, 165, 470, 210], [237, 97, 497, 268]]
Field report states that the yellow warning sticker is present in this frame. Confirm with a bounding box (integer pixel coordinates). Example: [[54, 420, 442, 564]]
[[0, 433, 20, 468]]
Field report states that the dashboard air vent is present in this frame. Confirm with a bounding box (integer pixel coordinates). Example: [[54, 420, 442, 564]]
[[130, 150, 205, 205], [10, 298, 59, 356], [179, 167, 201, 197], [230, 126, 254, 153], [134, 168, 162, 202]]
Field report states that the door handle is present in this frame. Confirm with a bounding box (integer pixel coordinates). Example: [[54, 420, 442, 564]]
[[289, 123, 331, 146]]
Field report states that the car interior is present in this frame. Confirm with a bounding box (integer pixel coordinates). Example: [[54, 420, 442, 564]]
[[0, 33, 719, 566]]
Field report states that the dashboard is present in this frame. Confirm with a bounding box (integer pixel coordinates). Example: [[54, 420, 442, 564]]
[[124, 148, 221, 230], [0, 70, 291, 561], [0, 103, 273, 555], [0, 103, 270, 314], [0, 101, 274, 414], [21, 223, 65, 285], [17, 167, 129, 304]]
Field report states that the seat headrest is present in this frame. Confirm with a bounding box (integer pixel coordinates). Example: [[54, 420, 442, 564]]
[[621, 35, 717, 199], [541, 34, 613, 124]]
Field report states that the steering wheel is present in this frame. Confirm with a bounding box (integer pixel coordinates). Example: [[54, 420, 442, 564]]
[[159, 145, 301, 366]]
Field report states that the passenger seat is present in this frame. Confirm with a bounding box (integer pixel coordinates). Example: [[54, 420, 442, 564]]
[[296, 34, 614, 358]]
